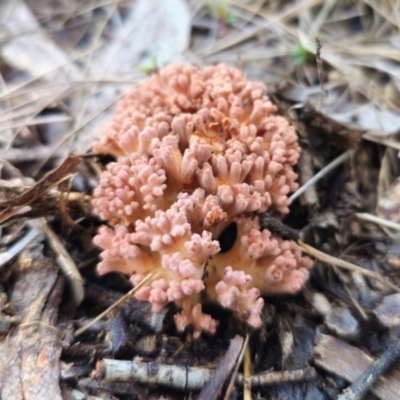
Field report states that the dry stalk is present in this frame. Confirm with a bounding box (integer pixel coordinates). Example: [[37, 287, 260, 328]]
[[243, 340, 252, 400]]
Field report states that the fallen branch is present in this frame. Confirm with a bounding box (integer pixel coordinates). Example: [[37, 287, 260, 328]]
[[92, 358, 316, 391]]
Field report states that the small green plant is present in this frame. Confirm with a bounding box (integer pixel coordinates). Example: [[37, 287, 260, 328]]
[[137, 55, 161, 76], [292, 43, 316, 66], [208, 0, 236, 26]]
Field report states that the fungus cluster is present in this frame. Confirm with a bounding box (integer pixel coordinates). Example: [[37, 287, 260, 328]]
[[92, 64, 313, 338]]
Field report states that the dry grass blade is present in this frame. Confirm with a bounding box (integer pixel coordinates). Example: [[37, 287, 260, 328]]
[[0, 227, 41, 267], [289, 150, 353, 202], [356, 213, 400, 232], [243, 341, 251, 400], [74, 272, 156, 337], [298, 240, 400, 293], [0, 154, 82, 225], [363, 132, 400, 151]]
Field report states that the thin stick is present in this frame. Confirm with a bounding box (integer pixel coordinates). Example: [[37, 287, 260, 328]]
[[74, 273, 156, 337], [355, 213, 400, 232], [289, 150, 353, 202], [343, 283, 368, 321], [246, 367, 317, 387], [298, 240, 400, 293]]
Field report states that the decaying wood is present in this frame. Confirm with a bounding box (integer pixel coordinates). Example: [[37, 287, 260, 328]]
[[0, 249, 62, 400], [314, 333, 400, 400]]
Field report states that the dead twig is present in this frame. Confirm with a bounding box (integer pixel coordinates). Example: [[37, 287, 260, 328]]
[[245, 366, 317, 387], [92, 358, 214, 390]]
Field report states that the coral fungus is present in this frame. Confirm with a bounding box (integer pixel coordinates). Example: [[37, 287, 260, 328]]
[[92, 63, 313, 337]]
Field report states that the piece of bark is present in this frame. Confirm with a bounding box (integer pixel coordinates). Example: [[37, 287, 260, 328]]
[[0, 250, 62, 400], [198, 335, 244, 400], [108, 308, 132, 356], [21, 277, 65, 400], [78, 377, 144, 397], [314, 333, 400, 400], [298, 149, 319, 207]]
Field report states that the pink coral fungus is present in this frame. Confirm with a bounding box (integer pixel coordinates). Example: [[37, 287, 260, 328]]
[[92, 64, 313, 338]]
